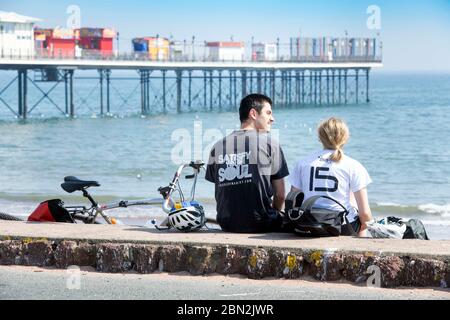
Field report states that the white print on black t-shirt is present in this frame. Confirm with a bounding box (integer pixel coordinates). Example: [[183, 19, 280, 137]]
[[218, 151, 251, 165], [218, 179, 252, 187], [218, 151, 253, 183], [218, 165, 252, 182]]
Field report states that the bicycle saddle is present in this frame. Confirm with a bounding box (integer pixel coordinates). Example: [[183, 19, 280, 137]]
[[61, 176, 100, 193]]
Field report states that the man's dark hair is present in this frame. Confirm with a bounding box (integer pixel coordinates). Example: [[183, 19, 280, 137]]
[[239, 93, 272, 123]]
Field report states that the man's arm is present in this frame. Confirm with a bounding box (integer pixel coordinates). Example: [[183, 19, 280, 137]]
[[272, 178, 286, 211]]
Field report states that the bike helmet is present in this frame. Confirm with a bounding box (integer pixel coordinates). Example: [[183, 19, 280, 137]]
[[168, 205, 206, 232]]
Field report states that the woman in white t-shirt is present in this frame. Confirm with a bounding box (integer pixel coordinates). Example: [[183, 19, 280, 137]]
[[289, 117, 373, 236]]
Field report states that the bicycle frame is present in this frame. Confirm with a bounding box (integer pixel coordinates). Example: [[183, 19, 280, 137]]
[[69, 161, 204, 225]]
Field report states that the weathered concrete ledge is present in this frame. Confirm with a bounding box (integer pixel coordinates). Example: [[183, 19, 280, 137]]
[[0, 221, 449, 288]]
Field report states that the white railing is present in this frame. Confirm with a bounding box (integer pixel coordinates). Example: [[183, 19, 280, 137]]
[[0, 49, 382, 64]]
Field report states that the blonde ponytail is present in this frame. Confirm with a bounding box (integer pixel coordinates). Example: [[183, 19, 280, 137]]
[[330, 147, 343, 162], [317, 117, 349, 162]]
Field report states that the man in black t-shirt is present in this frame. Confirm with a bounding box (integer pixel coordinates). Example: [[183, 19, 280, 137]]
[[205, 94, 289, 233]]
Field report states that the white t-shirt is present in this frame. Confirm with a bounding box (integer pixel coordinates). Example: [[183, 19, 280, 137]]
[[289, 149, 372, 223]]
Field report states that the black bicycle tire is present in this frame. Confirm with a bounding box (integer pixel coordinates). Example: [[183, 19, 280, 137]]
[[0, 212, 24, 221]]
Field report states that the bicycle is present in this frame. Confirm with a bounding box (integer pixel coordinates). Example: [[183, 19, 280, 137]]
[[1, 161, 215, 232]]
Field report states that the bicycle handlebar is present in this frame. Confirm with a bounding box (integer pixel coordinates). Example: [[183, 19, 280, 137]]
[[161, 161, 205, 213]]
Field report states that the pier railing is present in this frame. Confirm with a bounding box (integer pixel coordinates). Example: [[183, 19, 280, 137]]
[[0, 50, 382, 64]]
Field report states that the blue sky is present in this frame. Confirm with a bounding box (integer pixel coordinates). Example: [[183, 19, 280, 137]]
[[2, 0, 450, 71]]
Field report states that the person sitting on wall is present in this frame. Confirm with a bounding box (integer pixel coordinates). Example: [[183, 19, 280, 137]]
[[205, 94, 290, 233], [289, 117, 373, 236]]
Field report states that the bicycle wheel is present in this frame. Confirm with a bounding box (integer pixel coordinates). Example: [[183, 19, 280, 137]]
[[0, 212, 23, 221]]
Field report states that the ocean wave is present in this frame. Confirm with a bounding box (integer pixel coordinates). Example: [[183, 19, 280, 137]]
[[418, 203, 450, 217], [372, 202, 450, 218]]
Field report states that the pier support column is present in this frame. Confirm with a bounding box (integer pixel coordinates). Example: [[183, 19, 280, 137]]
[[318, 70, 322, 105], [203, 71, 207, 110], [314, 71, 317, 105], [366, 68, 370, 103], [326, 69, 330, 105], [287, 71, 291, 105], [331, 70, 335, 104], [106, 69, 111, 114], [289, 70, 296, 104], [271, 70, 276, 106], [338, 69, 342, 104], [17, 69, 28, 118], [162, 70, 167, 113], [99, 69, 104, 115], [286, 71, 290, 105], [69, 70, 74, 118], [64, 70, 69, 115], [209, 70, 213, 111], [140, 70, 145, 115], [344, 69, 348, 104], [146, 71, 151, 113], [218, 70, 222, 110], [233, 71, 237, 107], [241, 70, 247, 100], [355, 69, 359, 104], [257, 71, 262, 94], [18, 69, 23, 118], [176, 70, 182, 113], [301, 71, 305, 105], [188, 71, 192, 111], [295, 71, 300, 104], [264, 71, 268, 95], [309, 70, 313, 104], [229, 71, 233, 108], [23, 70, 27, 119]]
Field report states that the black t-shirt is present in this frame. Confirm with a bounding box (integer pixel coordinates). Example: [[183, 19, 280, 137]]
[[205, 130, 289, 233]]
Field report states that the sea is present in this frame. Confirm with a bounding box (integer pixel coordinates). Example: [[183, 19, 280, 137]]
[[0, 71, 449, 239]]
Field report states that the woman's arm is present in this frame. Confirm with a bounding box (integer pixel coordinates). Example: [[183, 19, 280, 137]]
[[353, 187, 373, 237]]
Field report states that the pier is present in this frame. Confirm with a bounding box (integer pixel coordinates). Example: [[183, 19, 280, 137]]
[[0, 57, 382, 119]]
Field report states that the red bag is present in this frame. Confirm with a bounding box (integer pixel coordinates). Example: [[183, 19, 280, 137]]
[[28, 199, 73, 223]]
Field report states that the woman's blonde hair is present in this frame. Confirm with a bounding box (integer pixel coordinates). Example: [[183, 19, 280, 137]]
[[317, 117, 350, 162]]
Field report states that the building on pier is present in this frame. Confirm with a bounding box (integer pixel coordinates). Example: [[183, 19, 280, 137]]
[[132, 36, 170, 61], [35, 28, 78, 58], [290, 37, 381, 62], [0, 11, 40, 58], [252, 43, 277, 62], [76, 27, 116, 58], [206, 42, 245, 61]]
